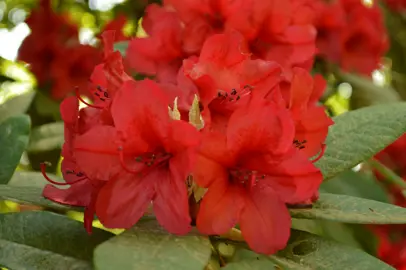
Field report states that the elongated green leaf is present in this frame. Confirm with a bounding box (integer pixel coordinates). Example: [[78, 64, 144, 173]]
[[0, 185, 83, 212], [0, 92, 35, 123], [0, 212, 113, 269], [94, 219, 212, 270], [0, 240, 91, 270], [0, 115, 31, 184], [28, 122, 64, 152], [290, 193, 406, 224], [273, 230, 393, 270], [315, 102, 406, 180], [114, 41, 129, 57], [320, 170, 389, 203]]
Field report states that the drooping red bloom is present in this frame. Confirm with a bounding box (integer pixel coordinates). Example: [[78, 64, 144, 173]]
[[278, 67, 334, 158], [73, 79, 201, 234], [41, 97, 109, 233], [314, 0, 388, 75], [194, 90, 323, 254]]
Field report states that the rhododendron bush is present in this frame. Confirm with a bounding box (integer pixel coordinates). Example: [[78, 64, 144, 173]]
[[2, 0, 406, 269]]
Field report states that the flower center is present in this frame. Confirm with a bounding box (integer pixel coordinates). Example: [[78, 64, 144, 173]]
[[40, 162, 87, 186], [75, 84, 110, 109], [216, 85, 253, 104], [293, 139, 307, 150], [118, 147, 172, 175], [228, 168, 266, 190]]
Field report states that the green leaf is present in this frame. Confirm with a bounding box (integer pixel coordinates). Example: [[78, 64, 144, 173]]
[[290, 193, 406, 224], [114, 41, 129, 57], [273, 230, 394, 270], [315, 102, 406, 180], [0, 115, 31, 184], [0, 185, 83, 212], [94, 219, 212, 270], [0, 92, 35, 123], [223, 260, 276, 270], [27, 122, 64, 152], [320, 170, 389, 203], [0, 211, 113, 270]]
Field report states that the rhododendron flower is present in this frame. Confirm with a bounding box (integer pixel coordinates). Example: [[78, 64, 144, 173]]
[[315, 0, 388, 75], [73, 79, 201, 234], [184, 31, 282, 130], [383, 0, 406, 12], [41, 97, 108, 233], [127, 0, 317, 81], [18, 0, 78, 85], [279, 67, 334, 158], [194, 91, 323, 254]]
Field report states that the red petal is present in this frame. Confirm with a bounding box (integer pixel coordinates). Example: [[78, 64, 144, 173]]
[[197, 178, 245, 235], [111, 79, 170, 151], [262, 150, 323, 204], [90, 64, 108, 89], [194, 153, 229, 188], [153, 155, 192, 235], [240, 187, 290, 254], [96, 172, 155, 229], [74, 126, 121, 180], [60, 96, 79, 124], [165, 120, 200, 154], [101, 31, 115, 58], [199, 31, 249, 67], [43, 180, 93, 207], [289, 67, 314, 115], [227, 98, 295, 156]]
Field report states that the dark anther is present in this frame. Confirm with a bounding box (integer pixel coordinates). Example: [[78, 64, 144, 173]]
[[76, 172, 84, 177], [103, 92, 109, 98], [100, 98, 106, 101], [231, 89, 237, 95], [66, 170, 75, 174], [95, 92, 101, 97], [236, 96, 241, 101], [135, 156, 143, 162], [96, 86, 103, 92]]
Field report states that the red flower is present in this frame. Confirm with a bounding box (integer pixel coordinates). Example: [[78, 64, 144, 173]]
[[126, 4, 184, 83], [184, 31, 282, 131], [73, 79, 200, 234], [279, 67, 334, 158], [315, 0, 388, 75], [50, 45, 102, 100], [194, 91, 323, 254], [18, 0, 78, 86], [41, 97, 108, 233]]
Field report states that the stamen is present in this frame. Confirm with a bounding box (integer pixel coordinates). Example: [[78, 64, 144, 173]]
[[75, 87, 105, 109], [311, 144, 326, 163], [40, 162, 86, 186]]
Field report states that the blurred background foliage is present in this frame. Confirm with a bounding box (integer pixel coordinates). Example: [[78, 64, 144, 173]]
[[0, 0, 405, 266]]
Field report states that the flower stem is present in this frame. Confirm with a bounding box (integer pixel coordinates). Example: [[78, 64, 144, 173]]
[[369, 159, 406, 190]]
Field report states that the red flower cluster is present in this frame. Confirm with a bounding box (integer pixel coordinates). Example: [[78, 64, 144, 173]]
[[314, 0, 389, 75], [18, 0, 102, 100], [125, 0, 387, 82], [41, 29, 332, 255]]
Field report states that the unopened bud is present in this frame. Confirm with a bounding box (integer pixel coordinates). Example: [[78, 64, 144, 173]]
[[168, 97, 181, 120], [189, 94, 204, 130]]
